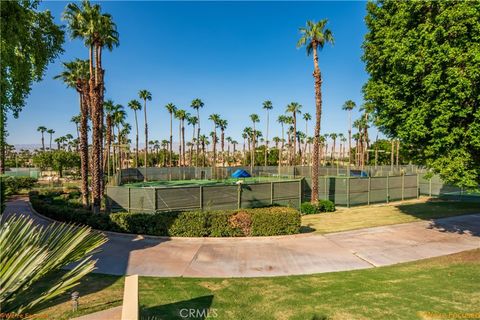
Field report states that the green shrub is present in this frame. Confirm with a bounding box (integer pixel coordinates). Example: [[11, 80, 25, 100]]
[[250, 207, 301, 236], [30, 191, 302, 237], [300, 202, 317, 215], [318, 200, 335, 212], [3, 176, 38, 196]]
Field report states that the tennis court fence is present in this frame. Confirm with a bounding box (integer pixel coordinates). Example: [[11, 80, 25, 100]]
[[106, 171, 477, 213]]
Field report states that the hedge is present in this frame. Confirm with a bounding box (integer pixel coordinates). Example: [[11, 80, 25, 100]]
[[29, 191, 301, 237], [300, 200, 336, 215]]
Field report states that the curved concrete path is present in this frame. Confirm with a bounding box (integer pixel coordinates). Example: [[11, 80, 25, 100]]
[[4, 196, 480, 278]]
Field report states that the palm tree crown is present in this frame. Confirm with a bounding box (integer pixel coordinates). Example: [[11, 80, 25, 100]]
[[297, 19, 334, 55]]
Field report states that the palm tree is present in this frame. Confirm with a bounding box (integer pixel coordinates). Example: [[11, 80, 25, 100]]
[[138, 90, 152, 178], [165, 103, 177, 167], [208, 114, 221, 174], [330, 133, 338, 164], [71, 115, 81, 140], [226, 136, 232, 164], [272, 136, 281, 150], [277, 115, 288, 167], [55, 59, 90, 207], [64, 0, 120, 212], [187, 115, 198, 166], [199, 134, 208, 166], [249, 114, 259, 171], [161, 139, 169, 166], [342, 100, 356, 173], [297, 19, 334, 203], [112, 106, 126, 170], [218, 119, 228, 167], [242, 132, 248, 165], [37, 126, 47, 151], [286, 102, 302, 164], [175, 109, 188, 166], [103, 100, 116, 176], [262, 100, 273, 166], [190, 98, 204, 166], [46, 129, 55, 150], [128, 99, 142, 167], [302, 112, 311, 164]]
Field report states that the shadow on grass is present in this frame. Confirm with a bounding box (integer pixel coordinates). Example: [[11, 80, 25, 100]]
[[396, 199, 480, 236], [141, 295, 214, 320]]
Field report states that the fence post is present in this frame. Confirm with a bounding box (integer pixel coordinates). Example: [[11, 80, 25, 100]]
[[128, 187, 131, 213], [367, 177, 371, 206], [270, 182, 274, 205], [386, 175, 390, 204], [199, 186, 203, 210]]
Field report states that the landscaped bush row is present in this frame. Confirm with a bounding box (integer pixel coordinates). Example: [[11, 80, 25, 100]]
[[2, 176, 38, 196], [300, 200, 336, 214], [29, 191, 301, 237]]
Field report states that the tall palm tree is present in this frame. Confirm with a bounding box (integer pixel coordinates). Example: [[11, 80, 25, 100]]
[[54, 59, 90, 207], [37, 126, 47, 151], [286, 102, 302, 164], [249, 114, 259, 172], [218, 119, 228, 167], [71, 114, 81, 140], [175, 109, 188, 166], [226, 136, 232, 164], [165, 103, 177, 167], [277, 115, 287, 167], [199, 134, 208, 166], [161, 139, 169, 166], [190, 98, 204, 166], [103, 100, 117, 176], [297, 19, 334, 203], [187, 115, 198, 166], [112, 106, 126, 170], [262, 100, 273, 166], [342, 100, 356, 173], [138, 90, 152, 178], [128, 99, 142, 167], [46, 129, 55, 150], [330, 133, 338, 163], [64, 0, 119, 212], [302, 112, 311, 164], [208, 114, 221, 174]]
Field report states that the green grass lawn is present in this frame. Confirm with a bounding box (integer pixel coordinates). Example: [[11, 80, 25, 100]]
[[301, 198, 480, 234], [36, 249, 480, 320]]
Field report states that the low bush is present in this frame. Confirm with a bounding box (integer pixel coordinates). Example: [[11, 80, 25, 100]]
[[3, 176, 38, 196], [300, 200, 336, 215], [30, 191, 301, 237], [318, 200, 335, 212], [300, 202, 317, 215]]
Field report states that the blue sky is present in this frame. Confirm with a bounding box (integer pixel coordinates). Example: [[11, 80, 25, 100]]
[[10, 1, 375, 147]]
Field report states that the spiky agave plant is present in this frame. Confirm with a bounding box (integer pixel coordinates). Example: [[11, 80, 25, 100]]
[[0, 215, 107, 313]]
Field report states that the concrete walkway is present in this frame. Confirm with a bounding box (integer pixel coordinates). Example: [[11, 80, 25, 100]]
[[4, 196, 480, 277]]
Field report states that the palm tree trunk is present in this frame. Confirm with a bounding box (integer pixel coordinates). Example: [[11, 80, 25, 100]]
[[293, 113, 297, 166], [265, 110, 269, 167], [196, 109, 200, 167], [169, 113, 173, 167], [79, 92, 89, 208], [134, 110, 139, 167], [143, 99, 148, 180], [221, 130, 225, 167], [311, 45, 322, 203], [396, 139, 400, 167], [181, 120, 186, 166]]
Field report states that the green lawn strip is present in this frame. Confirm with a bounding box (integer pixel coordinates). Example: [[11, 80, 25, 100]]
[[301, 200, 480, 234], [35, 250, 480, 320], [139, 249, 480, 320]]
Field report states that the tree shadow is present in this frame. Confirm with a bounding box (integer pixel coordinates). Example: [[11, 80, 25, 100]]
[[141, 295, 214, 320], [395, 198, 480, 236]]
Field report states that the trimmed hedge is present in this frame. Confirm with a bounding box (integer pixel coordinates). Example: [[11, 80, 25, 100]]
[[30, 191, 301, 237]]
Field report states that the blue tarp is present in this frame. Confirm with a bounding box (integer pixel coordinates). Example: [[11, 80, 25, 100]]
[[231, 169, 251, 178]]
